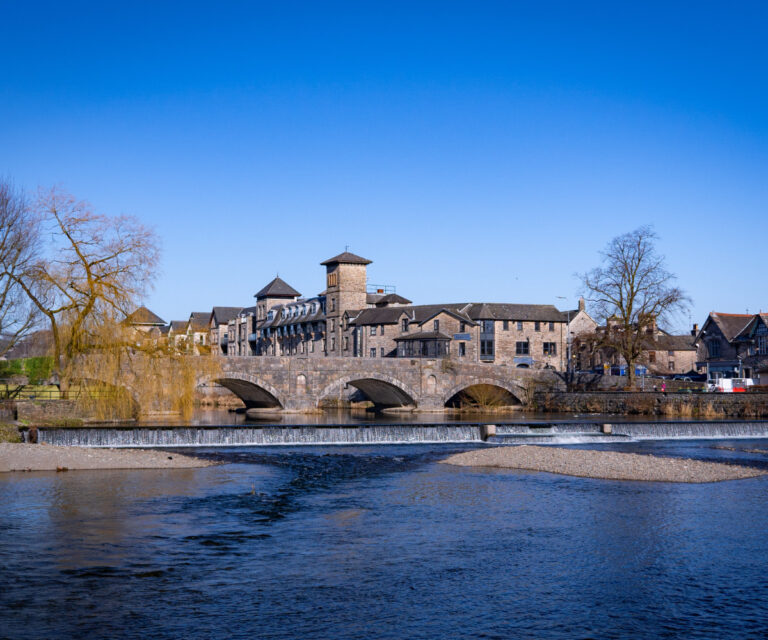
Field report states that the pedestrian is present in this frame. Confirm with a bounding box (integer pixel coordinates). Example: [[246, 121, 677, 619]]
[[661, 381, 666, 393]]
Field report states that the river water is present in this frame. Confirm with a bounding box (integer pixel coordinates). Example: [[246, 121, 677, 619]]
[[2, 438, 768, 639]]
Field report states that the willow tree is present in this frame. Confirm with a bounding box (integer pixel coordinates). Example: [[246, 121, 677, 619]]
[[580, 226, 689, 388], [0, 181, 39, 356], [10, 188, 160, 387]]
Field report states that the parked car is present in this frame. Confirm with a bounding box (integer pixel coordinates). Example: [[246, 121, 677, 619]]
[[672, 372, 707, 382]]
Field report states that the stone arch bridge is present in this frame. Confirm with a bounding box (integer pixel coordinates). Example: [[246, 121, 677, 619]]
[[196, 356, 556, 412]]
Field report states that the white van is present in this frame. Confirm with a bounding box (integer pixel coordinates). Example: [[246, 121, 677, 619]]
[[707, 378, 755, 393]]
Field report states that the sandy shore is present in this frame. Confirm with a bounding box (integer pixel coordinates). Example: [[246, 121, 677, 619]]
[[0, 443, 214, 473], [441, 445, 766, 483]]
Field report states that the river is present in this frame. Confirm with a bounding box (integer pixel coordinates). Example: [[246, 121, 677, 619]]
[[2, 436, 768, 638]]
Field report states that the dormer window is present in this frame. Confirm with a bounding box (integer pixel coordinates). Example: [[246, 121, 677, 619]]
[[402, 319, 409, 332], [433, 319, 439, 332]]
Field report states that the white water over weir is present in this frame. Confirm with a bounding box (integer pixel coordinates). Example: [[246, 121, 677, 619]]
[[30, 420, 768, 447], [35, 424, 485, 447]]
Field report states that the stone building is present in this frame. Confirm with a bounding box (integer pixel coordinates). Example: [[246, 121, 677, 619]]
[[695, 312, 768, 379], [577, 316, 698, 376], [209, 307, 242, 356], [218, 251, 578, 370]]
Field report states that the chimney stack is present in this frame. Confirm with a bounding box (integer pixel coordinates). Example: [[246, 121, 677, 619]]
[[691, 323, 698, 336]]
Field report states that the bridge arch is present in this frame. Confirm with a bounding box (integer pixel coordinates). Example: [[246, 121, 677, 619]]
[[443, 378, 526, 408], [317, 373, 417, 410], [199, 372, 285, 409]]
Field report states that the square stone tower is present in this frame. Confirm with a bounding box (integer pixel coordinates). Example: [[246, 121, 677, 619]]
[[320, 251, 371, 355]]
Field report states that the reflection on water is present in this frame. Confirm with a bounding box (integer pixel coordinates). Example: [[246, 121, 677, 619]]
[[136, 407, 746, 427], [2, 441, 768, 639]]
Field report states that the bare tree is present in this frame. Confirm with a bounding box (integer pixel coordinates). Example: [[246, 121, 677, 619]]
[[580, 226, 689, 388], [0, 181, 39, 357], [10, 187, 160, 383]]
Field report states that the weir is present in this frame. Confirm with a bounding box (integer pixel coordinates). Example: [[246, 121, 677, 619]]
[[30, 419, 768, 447], [35, 424, 485, 447]]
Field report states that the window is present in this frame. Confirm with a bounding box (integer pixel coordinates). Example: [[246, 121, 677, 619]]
[[460, 322, 466, 333], [371, 326, 377, 336], [433, 319, 440, 332], [310, 341, 314, 353], [669, 360, 675, 371], [330, 319, 336, 332], [380, 324, 385, 336], [758, 335, 768, 356], [549, 322, 555, 331], [380, 347, 385, 357], [668, 350, 675, 356], [517, 321, 523, 331], [543, 342, 557, 356], [402, 319, 409, 332], [708, 340, 721, 358], [330, 298, 336, 312], [516, 342, 529, 355], [503, 320, 509, 331], [330, 337, 336, 351], [535, 322, 541, 332], [458, 342, 466, 357], [327, 272, 338, 288], [482, 320, 494, 333], [370, 348, 376, 358], [344, 337, 349, 350], [649, 352, 656, 363], [480, 340, 494, 358]]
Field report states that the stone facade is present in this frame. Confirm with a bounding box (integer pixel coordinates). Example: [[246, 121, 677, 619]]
[[215, 251, 581, 371], [695, 312, 768, 379]]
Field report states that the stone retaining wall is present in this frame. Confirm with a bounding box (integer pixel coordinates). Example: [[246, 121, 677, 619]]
[[15, 400, 86, 424], [534, 391, 768, 418]]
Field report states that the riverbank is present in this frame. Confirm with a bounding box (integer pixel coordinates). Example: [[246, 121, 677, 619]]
[[534, 391, 768, 418], [441, 445, 766, 483], [0, 443, 214, 472]]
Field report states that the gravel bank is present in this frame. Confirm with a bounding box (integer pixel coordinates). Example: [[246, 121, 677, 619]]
[[0, 443, 214, 473], [441, 445, 766, 483]]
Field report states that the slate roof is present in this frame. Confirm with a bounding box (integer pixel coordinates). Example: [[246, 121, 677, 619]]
[[648, 334, 696, 351], [708, 313, 753, 342], [734, 313, 768, 340], [320, 251, 372, 266], [349, 302, 565, 326], [187, 312, 209, 332], [169, 321, 187, 332], [210, 307, 243, 326], [254, 277, 301, 299], [125, 306, 166, 326], [394, 331, 453, 342], [256, 299, 326, 330], [376, 293, 412, 306]]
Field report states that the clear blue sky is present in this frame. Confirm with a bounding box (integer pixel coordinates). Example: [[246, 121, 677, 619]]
[[2, 1, 766, 332]]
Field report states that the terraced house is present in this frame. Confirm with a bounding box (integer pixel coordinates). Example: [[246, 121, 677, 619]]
[[220, 251, 583, 370]]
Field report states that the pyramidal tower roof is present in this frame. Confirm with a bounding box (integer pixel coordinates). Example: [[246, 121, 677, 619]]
[[320, 251, 372, 266], [254, 277, 301, 299]]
